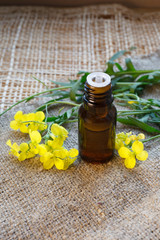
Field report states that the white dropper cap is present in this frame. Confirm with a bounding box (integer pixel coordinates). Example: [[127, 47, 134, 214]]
[[87, 72, 111, 87]]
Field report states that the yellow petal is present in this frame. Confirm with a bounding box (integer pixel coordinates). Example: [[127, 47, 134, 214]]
[[38, 123, 47, 131], [35, 111, 45, 121], [10, 120, 19, 130], [115, 139, 124, 150], [40, 152, 53, 163], [118, 147, 131, 158], [126, 131, 132, 137], [18, 153, 27, 161], [124, 156, 136, 169], [14, 111, 23, 120], [51, 124, 68, 139], [117, 132, 126, 140], [12, 142, 20, 152], [53, 137, 64, 148], [130, 135, 137, 141], [136, 150, 148, 161], [68, 148, 79, 158], [51, 124, 61, 136], [132, 141, 144, 155], [125, 137, 131, 145], [26, 113, 35, 121], [28, 124, 38, 132], [43, 158, 55, 169], [6, 139, 12, 147], [20, 143, 29, 152], [54, 149, 68, 159], [38, 144, 47, 155], [19, 124, 29, 133], [137, 133, 145, 140], [29, 131, 41, 144], [55, 158, 70, 170]]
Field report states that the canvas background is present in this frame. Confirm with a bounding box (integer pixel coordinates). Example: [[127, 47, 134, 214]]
[[0, 4, 160, 240]]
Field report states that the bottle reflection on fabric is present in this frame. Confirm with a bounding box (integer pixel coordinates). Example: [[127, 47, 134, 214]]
[[78, 72, 117, 163]]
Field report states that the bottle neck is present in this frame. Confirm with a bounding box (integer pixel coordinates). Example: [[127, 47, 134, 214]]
[[83, 82, 113, 106], [83, 82, 114, 115]]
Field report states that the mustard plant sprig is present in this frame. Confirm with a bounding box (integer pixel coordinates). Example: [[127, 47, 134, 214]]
[[0, 86, 72, 117], [6, 111, 79, 170], [1, 49, 160, 135], [115, 132, 160, 169], [115, 93, 160, 134]]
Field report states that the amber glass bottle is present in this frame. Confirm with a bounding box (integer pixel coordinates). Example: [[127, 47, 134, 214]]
[[78, 72, 117, 163]]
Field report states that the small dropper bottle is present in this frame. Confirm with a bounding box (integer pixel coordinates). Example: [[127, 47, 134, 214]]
[[78, 72, 117, 163]]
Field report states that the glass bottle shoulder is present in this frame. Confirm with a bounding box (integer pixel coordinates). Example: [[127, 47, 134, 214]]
[[78, 103, 116, 120]]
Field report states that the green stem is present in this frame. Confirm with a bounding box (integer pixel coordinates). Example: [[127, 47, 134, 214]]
[[114, 69, 160, 76], [114, 93, 139, 99], [0, 86, 72, 117], [118, 109, 160, 116], [65, 119, 78, 123], [32, 76, 49, 89], [46, 100, 80, 107], [115, 82, 146, 85], [142, 134, 160, 143]]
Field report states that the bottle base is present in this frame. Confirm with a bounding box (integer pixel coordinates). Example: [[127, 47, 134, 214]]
[[79, 152, 114, 164]]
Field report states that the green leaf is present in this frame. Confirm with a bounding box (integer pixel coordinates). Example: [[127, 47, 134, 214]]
[[35, 90, 69, 98], [48, 80, 73, 86], [125, 58, 136, 71], [46, 106, 79, 124], [115, 63, 124, 71], [109, 47, 136, 62], [69, 73, 89, 101], [105, 60, 115, 75], [148, 99, 160, 107], [117, 116, 160, 133], [136, 74, 149, 82], [109, 50, 127, 61]]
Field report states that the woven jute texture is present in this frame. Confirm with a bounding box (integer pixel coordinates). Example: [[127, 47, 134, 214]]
[[1, 4, 160, 113], [0, 4, 160, 240]]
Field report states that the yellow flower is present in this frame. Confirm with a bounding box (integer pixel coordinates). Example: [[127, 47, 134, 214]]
[[125, 137, 131, 145], [115, 138, 124, 150], [27, 111, 47, 132], [132, 141, 148, 161], [6, 140, 20, 157], [18, 142, 35, 161], [37, 144, 47, 155], [54, 148, 79, 170], [129, 135, 137, 141], [118, 146, 136, 169], [115, 132, 132, 150], [10, 111, 47, 133], [29, 130, 41, 144], [10, 111, 28, 133], [51, 123, 68, 139], [40, 152, 55, 169], [29, 130, 42, 154], [50, 123, 68, 146], [132, 140, 143, 154], [118, 146, 131, 158], [47, 138, 64, 149], [124, 153, 136, 169], [136, 151, 148, 161], [137, 133, 145, 140], [40, 148, 79, 170], [117, 132, 148, 169]]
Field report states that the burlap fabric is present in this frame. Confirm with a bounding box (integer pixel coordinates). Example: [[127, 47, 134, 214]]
[[0, 4, 160, 240]]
